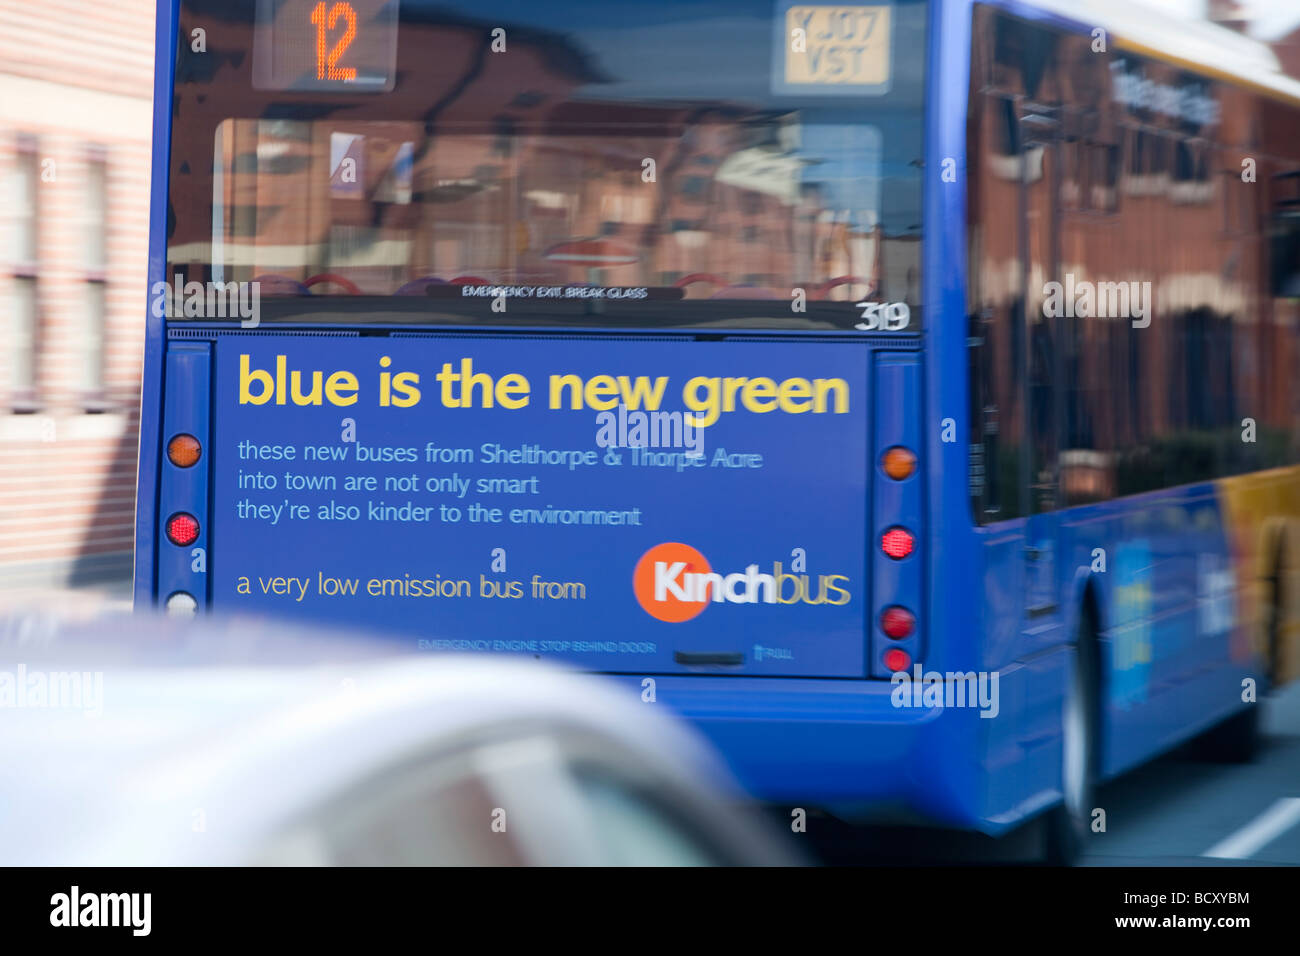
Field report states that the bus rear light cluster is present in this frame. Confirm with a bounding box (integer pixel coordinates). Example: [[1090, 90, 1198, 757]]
[[881, 526, 914, 560], [166, 512, 200, 546], [167, 433, 202, 468], [880, 606, 915, 640], [157, 345, 211, 615]]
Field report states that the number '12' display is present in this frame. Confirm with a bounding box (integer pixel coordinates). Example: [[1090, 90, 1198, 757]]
[[252, 0, 399, 92]]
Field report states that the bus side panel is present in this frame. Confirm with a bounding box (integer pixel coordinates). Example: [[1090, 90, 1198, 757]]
[[1056, 484, 1270, 779]]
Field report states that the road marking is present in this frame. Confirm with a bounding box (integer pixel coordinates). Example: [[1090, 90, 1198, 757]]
[[1203, 797, 1300, 860]]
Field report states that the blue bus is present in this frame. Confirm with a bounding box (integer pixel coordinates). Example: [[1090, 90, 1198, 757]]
[[136, 0, 1300, 861]]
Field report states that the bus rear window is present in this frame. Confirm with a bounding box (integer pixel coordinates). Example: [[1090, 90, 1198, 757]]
[[170, 0, 927, 330]]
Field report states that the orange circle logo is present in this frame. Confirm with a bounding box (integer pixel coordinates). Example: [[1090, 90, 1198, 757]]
[[633, 542, 712, 622]]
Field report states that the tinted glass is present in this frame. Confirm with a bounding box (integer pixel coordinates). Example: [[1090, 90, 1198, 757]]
[[170, 0, 927, 330], [967, 5, 1300, 522]]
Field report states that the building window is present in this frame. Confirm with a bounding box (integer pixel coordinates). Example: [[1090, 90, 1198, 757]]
[[82, 149, 109, 409], [9, 278, 39, 411], [7, 139, 39, 411], [81, 282, 108, 408], [85, 151, 107, 273], [10, 142, 38, 268]]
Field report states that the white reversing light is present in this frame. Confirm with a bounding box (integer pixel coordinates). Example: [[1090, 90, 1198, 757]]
[[165, 592, 198, 617]]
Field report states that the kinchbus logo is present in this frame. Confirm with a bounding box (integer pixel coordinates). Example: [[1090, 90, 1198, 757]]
[[632, 542, 850, 623], [150, 274, 261, 327]]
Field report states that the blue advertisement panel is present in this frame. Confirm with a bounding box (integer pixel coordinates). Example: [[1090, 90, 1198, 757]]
[[210, 335, 869, 676]]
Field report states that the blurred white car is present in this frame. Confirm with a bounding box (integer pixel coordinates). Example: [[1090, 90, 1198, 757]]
[[0, 610, 796, 866]]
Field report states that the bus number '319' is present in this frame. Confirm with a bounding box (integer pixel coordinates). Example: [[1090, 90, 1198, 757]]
[[854, 301, 911, 331]]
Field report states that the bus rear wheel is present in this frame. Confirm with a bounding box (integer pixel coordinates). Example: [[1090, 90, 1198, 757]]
[[1044, 606, 1099, 866]]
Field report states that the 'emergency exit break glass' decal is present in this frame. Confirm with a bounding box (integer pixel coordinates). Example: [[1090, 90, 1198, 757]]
[[774, 3, 892, 95]]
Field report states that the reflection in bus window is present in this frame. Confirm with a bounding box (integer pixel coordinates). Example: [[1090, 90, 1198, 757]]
[[168, 0, 928, 329], [209, 118, 889, 301]]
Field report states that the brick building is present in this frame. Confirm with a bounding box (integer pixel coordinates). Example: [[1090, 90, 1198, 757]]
[[0, 1, 154, 587]]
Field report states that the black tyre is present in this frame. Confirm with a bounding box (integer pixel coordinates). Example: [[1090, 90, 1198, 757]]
[[1044, 605, 1100, 866]]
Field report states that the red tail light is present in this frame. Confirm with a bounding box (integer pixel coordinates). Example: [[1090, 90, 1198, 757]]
[[883, 648, 911, 672], [166, 512, 199, 546], [881, 526, 914, 560], [880, 606, 915, 639]]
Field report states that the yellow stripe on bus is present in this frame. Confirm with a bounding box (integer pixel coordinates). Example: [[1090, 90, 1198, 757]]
[[1218, 465, 1300, 686]]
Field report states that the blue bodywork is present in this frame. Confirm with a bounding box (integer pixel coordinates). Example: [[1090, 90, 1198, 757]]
[[134, 0, 1266, 832]]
